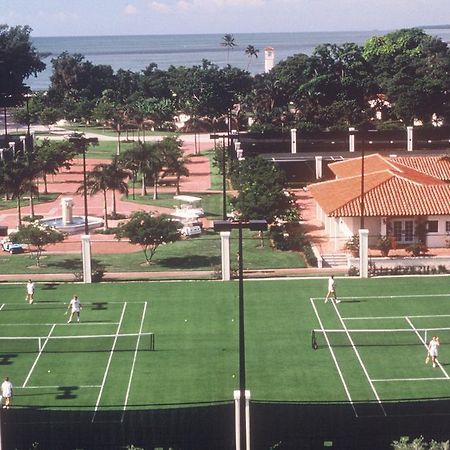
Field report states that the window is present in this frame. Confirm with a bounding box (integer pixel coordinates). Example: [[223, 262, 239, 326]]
[[427, 221, 438, 233], [404, 221, 414, 241], [446, 221, 450, 234]]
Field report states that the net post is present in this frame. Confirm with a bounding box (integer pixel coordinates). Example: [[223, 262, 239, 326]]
[[311, 330, 318, 350], [425, 329, 428, 345], [38, 337, 42, 352], [150, 333, 154, 351]]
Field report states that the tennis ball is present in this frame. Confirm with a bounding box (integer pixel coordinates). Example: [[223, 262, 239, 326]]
[[231, 319, 234, 322], [232, 374, 236, 378], [47, 370, 51, 373], [184, 319, 188, 322]]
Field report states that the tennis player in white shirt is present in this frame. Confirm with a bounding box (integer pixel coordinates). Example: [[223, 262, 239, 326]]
[[66, 295, 82, 323], [427, 336, 440, 368]]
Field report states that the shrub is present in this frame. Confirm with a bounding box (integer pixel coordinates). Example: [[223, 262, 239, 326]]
[[405, 242, 428, 257], [344, 234, 359, 256], [377, 235, 393, 256]]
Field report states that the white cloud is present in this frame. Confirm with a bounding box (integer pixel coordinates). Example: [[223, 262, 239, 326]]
[[124, 4, 138, 15], [175, 0, 265, 10], [148, 1, 173, 13]]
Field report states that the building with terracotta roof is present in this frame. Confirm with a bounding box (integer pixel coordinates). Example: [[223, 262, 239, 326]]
[[309, 154, 450, 249]]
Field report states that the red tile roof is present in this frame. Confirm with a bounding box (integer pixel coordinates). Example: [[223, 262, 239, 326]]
[[329, 153, 450, 183], [310, 154, 450, 217], [392, 155, 450, 182]]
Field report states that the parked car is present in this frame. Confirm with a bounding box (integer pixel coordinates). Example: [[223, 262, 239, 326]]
[[1, 239, 24, 254]]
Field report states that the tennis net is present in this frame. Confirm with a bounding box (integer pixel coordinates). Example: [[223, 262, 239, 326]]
[[311, 327, 450, 350], [0, 332, 155, 353]]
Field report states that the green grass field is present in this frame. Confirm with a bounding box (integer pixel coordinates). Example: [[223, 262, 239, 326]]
[[0, 276, 449, 417], [0, 232, 306, 274]]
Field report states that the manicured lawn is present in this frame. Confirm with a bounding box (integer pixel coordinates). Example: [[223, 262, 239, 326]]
[[0, 276, 448, 410], [0, 193, 60, 211], [0, 230, 306, 274]]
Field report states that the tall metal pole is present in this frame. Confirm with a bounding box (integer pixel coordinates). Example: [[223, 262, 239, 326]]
[[360, 130, 365, 229], [222, 135, 227, 220], [82, 145, 89, 235], [238, 220, 246, 450]]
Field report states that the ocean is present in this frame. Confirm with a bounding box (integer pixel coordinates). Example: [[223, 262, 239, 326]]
[[28, 29, 450, 91]]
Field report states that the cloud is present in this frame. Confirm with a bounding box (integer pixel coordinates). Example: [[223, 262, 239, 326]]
[[147, 0, 265, 14], [124, 4, 138, 15], [148, 1, 173, 13]]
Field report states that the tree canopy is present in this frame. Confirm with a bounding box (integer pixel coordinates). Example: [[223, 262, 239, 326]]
[[0, 25, 45, 106], [115, 211, 181, 264]]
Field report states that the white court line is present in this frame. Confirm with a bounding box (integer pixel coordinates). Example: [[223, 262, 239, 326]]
[[310, 298, 357, 418], [331, 301, 387, 417], [343, 314, 450, 321], [121, 301, 148, 422], [0, 322, 120, 326], [92, 302, 127, 423], [17, 385, 101, 389], [373, 377, 449, 382], [311, 293, 450, 301], [0, 304, 5, 311], [405, 316, 450, 379], [22, 324, 56, 388]]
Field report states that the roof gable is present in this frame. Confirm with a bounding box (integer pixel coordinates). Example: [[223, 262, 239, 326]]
[[310, 166, 450, 217]]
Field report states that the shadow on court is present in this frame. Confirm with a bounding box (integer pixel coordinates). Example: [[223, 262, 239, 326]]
[[3, 398, 450, 449]]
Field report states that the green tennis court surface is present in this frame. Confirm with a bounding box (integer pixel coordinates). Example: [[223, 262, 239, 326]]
[[0, 276, 448, 418]]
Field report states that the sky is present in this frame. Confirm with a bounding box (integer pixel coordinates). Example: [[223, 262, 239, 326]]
[[2, 0, 450, 37]]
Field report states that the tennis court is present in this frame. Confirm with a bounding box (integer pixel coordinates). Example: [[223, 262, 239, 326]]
[[0, 298, 157, 418], [0, 277, 449, 448], [310, 291, 450, 418]]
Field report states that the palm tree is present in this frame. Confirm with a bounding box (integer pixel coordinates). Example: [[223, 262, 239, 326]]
[[245, 45, 259, 70], [221, 34, 237, 63], [121, 143, 151, 197], [77, 164, 111, 230], [35, 139, 75, 194], [77, 160, 129, 229], [159, 137, 190, 195], [104, 157, 130, 218], [0, 149, 39, 226]]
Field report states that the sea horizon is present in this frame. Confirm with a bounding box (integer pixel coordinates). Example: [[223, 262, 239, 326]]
[[28, 28, 450, 91]]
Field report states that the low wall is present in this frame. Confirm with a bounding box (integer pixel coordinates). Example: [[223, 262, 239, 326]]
[[349, 255, 450, 269]]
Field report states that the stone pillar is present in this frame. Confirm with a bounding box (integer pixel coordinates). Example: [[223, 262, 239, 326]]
[[81, 234, 92, 284], [290, 129, 297, 154], [234, 390, 251, 450], [220, 231, 231, 281], [349, 127, 355, 153], [407, 126, 413, 152], [315, 155, 323, 179], [359, 228, 369, 278]]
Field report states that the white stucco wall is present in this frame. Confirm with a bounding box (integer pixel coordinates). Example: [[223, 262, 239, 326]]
[[426, 215, 450, 247]]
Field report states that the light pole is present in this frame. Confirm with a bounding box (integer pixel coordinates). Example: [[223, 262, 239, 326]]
[[69, 135, 90, 235], [213, 219, 267, 450], [210, 133, 229, 220]]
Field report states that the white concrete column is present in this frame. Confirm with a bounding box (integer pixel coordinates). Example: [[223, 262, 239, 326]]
[[61, 197, 74, 225], [359, 228, 369, 278], [407, 126, 413, 152], [349, 127, 355, 152], [220, 231, 231, 281], [315, 155, 323, 179], [81, 234, 92, 283], [234, 390, 251, 450], [380, 218, 387, 235], [290, 129, 297, 154]]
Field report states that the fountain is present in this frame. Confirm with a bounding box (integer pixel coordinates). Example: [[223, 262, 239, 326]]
[[39, 197, 103, 234]]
